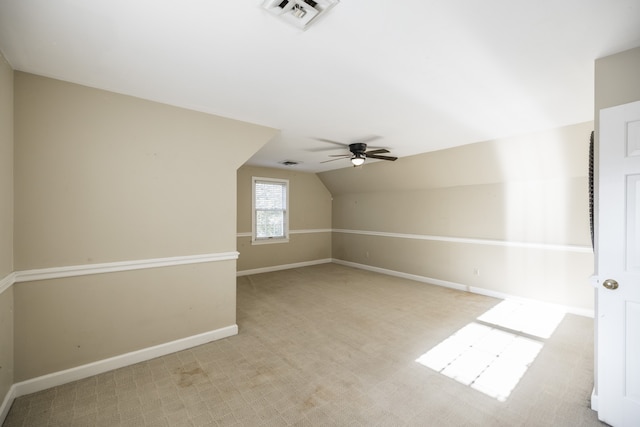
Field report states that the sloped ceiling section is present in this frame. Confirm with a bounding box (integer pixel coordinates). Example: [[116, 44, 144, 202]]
[[318, 121, 594, 195], [0, 0, 639, 172]]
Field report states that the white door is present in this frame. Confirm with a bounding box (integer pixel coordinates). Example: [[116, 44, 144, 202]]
[[596, 100, 640, 426]]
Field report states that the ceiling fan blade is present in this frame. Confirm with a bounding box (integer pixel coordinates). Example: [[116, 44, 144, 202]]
[[365, 148, 390, 155], [308, 138, 350, 152], [354, 135, 382, 145], [328, 154, 351, 157], [320, 156, 349, 163], [308, 147, 344, 152], [315, 138, 349, 147], [366, 154, 398, 161]]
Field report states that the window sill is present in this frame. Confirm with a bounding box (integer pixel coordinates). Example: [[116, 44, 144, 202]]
[[251, 238, 290, 246]]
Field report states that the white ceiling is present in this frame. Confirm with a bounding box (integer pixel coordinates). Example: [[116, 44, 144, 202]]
[[1, 0, 639, 173]]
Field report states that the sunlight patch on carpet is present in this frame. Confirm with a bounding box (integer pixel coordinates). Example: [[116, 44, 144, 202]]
[[477, 299, 565, 339], [416, 300, 565, 401]]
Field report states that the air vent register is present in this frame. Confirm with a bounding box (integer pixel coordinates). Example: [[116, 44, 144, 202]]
[[262, 0, 339, 29]]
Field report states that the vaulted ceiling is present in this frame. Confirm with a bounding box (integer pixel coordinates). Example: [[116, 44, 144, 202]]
[[1, 0, 639, 172]]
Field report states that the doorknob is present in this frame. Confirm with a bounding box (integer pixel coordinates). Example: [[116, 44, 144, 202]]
[[603, 279, 619, 290]]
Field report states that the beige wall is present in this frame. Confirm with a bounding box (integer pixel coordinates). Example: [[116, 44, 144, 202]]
[[14, 262, 236, 379], [14, 73, 276, 268], [595, 46, 640, 114], [13, 73, 277, 380], [237, 165, 332, 272], [0, 51, 14, 410], [0, 49, 12, 277], [321, 121, 595, 310]]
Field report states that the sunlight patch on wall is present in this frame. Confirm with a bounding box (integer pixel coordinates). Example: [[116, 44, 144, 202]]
[[416, 300, 565, 401], [496, 130, 571, 244]]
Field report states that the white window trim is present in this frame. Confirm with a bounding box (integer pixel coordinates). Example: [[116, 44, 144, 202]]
[[252, 176, 289, 245]]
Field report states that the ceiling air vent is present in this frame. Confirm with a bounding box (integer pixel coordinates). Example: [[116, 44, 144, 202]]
[[280, 160, 301, 166], [262, 0, 339, 30]]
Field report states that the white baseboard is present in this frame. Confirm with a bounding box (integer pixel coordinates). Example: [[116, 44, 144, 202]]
[[1, 326, 238, 425], [468, 285, 595, 318], [237, 258, 332, 277], [332, 259, 468, 292], [10, 325, 237, 400], [332, 259, 595, 318], [591, 388, 598, 411], [0, 384, 16, 426]]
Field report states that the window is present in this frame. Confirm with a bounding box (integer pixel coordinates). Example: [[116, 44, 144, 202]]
[[252, 177, 289, 244]]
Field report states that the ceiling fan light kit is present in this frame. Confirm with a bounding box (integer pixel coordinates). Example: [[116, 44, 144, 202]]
[[351, 153, 365, 166], [262, 0, 339, 30]]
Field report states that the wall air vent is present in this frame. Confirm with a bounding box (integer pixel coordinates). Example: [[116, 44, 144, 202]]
[[262, 0, 339, 30]]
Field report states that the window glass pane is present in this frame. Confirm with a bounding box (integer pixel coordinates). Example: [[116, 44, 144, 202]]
[[256, 210, 285, 238], [255, 182, 286, 209]]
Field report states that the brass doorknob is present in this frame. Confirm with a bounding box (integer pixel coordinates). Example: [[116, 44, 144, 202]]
[[603, 279, 619, 290]]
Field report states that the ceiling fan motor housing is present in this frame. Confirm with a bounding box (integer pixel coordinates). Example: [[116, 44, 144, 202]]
[[349, 143, 367, 154]]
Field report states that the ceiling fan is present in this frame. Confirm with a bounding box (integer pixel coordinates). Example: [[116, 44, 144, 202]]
[[318, 138, 398, 166]]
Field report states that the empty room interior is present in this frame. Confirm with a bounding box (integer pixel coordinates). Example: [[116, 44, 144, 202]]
[[1, 1, 640, 426]]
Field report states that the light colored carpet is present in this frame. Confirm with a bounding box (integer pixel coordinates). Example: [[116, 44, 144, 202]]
[[3, 263, 603, 426]]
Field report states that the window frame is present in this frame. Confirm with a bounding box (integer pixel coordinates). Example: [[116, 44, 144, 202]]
[[251, 176, 290, 245]]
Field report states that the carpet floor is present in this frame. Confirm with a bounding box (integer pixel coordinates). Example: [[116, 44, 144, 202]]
[[3, 263, 603, 426]]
